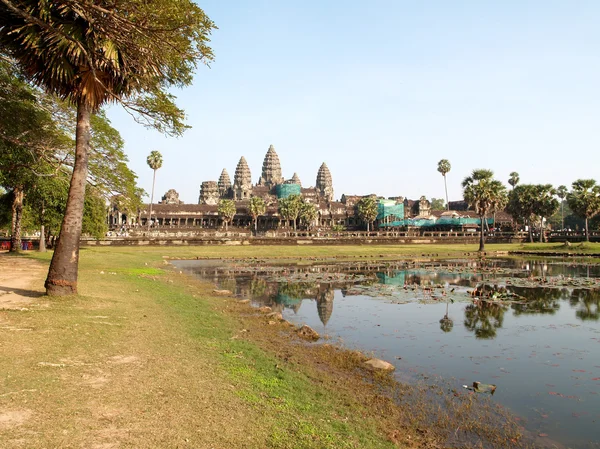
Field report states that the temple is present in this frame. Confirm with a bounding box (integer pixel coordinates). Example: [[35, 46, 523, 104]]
[[108, 144, 512, 231]]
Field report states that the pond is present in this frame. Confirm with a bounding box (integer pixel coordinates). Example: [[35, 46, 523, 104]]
[[174, 257, 600, 448]]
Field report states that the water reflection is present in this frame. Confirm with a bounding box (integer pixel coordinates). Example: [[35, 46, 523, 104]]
[[439, 300, 453, 333], [177, 259, 600, 330], [464, 301, 508, 339], [570, 288, 600, 321], [174, 258, 600, 448]]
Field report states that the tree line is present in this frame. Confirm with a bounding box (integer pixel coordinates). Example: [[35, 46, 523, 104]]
[[0, 0, 216, 295], [437, 160, 600, 251]]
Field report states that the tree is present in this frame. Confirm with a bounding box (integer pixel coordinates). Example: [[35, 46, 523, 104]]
[[508, 172, 520, 190], [1, 61, 142, 252], [533, 185, 558, 242], [218, 199, 236, 231], [299, 202, 318, 230], [506, 184, 537, 242], [430, 198, 445, 211], [278, 194, 303, 231], [556, 185, 568, 230], [357, 197, 378, 232], [249, 196, 266, 233], [25, 175, 69, 251], [146, 150, 163, 230], [437, 159, 451, 210], [0, 0, 215, 295], [462, 169, 507, 251], [567, 179, 600, 242]]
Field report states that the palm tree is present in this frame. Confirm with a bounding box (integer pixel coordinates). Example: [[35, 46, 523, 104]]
[[146, 151, 163, 230], [462, 169, 507, 251], [249, 196, 266, 233], [437, 159, 451, 210], [508, 172, 520, 190], [556, 185, 568, 230], [567, 179, 600, 242], [0, 1, 215, 295]]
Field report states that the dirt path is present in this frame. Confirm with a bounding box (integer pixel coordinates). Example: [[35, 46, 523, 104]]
[[0, 253, 46, 309]]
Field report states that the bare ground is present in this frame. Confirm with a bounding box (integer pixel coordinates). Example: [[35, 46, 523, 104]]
[[0, 252, 46, 309]]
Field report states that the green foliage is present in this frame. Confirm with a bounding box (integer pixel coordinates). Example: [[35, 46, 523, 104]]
[[299, 202, 318, 230], [0, 59, 142, 223], [0, 0, 216, 135], [147, 151, 164, 171], [556, 185, 568, 200], [218, 199, 236, 229], [249, 196, 266, 220], [278, 194, 303, 231], [437, 159, 451, 176], [462, 169, 507, 250], [508, 172, 520, 189], [24, 174, 70, 236], [567, 179, 600, 239], [567, 179, 600, 221], [357, 197, 378, 231], [430, 198, 445, 211], [462, 170, 507, 218], [82, 189, 108, 238]]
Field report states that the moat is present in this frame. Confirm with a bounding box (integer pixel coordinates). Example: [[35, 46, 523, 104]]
[[174, 257, 600, 448]]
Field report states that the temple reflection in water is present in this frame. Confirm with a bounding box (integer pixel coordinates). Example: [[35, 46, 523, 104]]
[[180, 259, 600, 332]]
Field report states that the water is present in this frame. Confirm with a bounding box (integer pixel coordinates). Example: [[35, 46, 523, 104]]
[[174, 258, 600, 448]]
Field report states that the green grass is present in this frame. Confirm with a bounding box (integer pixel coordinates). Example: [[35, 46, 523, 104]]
[[1, 248, 399, 448], [3, 241, 569, 447]]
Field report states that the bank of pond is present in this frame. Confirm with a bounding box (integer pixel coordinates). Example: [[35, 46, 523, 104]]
[[174, 257, 600, 449]]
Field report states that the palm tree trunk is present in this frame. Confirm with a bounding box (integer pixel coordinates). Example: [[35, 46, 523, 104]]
[[539, 216, 544, 243], [561, 201, 564, 230], [10, 186, 24, 252], [444, 175, 449, 210], [479, 213, 485, 251], [45, 100, 91, 296], [147, 169, 156, 231], [585, 217, 590, 242]]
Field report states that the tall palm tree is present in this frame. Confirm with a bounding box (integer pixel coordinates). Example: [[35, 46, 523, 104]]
[[556, 185, 568, 230], [462, 169, 507, 251], [437, 159, 451, 210], [567, 179, 600, 242], [0, 1, 215, 296], [146, 151, 163, 230], [508, 172, 520, 190]]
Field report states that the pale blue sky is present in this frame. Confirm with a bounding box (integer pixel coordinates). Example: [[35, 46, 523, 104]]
[[107, 0, 600, 204]]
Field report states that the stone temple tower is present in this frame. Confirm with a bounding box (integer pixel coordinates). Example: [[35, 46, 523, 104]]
[[233, 156, 252, 200], [316, 162, 334, 202], [218, 168, 232, 198], [289, 172, 301, 186], [199, 181, 219, 205], [258, 145, 284, 188]]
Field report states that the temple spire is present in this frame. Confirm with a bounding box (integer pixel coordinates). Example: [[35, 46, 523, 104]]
[[258, 144, 284, 188]]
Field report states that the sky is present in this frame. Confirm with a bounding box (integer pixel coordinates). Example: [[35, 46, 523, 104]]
[[107, 0, 600, 205]]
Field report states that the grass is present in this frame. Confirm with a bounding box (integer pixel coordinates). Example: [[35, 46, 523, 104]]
[[0, 243, 559, 448]]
